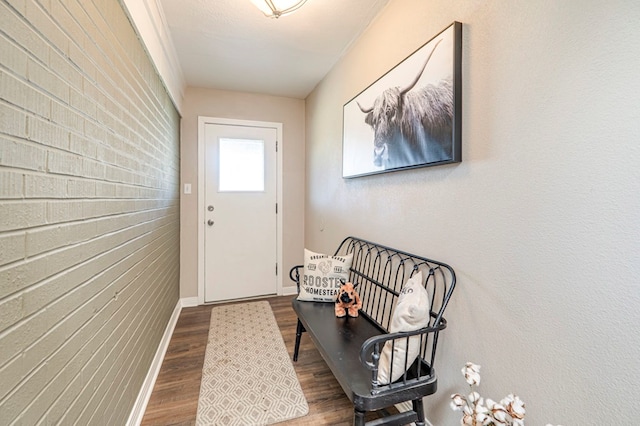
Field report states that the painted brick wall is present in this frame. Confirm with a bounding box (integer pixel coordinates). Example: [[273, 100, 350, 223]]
[[0, 0, 180, 424]]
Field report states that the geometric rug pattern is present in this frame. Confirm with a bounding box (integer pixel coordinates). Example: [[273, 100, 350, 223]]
[[196, 301, 309, 425]]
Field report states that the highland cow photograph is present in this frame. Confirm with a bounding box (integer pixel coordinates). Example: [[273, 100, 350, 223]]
[[342, 22, 462, 178]]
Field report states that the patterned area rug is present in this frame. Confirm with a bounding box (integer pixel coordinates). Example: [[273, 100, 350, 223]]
[[196, 301, 309, 425]]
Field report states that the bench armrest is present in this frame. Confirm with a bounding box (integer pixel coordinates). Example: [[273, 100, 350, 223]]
[[359, 319, 447, 393], [289, 265, 303, 293]]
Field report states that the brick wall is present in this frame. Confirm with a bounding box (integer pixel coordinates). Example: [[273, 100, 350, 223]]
[[0, 0, 180, 423]]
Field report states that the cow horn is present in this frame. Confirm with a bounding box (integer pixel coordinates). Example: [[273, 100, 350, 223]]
[[356, 101, 373, 114], [400, 38, 443, 96]]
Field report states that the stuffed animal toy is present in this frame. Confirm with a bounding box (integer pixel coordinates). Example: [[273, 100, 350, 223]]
[[335, 282, 362, 318]]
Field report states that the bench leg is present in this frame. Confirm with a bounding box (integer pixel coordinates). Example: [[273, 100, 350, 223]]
[[353, 408, 366, 426], [293, 319, 305, 362], [412, 398, 426, 426]]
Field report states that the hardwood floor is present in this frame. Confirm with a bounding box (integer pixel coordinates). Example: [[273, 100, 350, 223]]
[[141, 296, 396, 425]]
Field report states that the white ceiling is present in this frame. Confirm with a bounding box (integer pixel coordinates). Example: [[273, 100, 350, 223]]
[[156, 0, 389, 99]]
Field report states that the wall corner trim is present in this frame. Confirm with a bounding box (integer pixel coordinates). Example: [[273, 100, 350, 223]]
[[127, 299, 182, 426], [121, 0, 186, 113]]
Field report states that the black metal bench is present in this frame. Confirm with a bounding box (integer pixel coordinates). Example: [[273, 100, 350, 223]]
[[290, 236, 456, 426]]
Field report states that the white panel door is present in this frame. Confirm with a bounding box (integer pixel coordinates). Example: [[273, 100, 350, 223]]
[[204, 123, 277, 302]]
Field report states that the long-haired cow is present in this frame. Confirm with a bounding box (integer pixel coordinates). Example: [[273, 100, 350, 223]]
[[357, 39, 453, 169]]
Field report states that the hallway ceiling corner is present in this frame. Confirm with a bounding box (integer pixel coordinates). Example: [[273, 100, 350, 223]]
[[154, 0, 390, 99]]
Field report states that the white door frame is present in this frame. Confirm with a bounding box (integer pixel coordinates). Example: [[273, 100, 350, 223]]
[[197, 116, 283, 305]]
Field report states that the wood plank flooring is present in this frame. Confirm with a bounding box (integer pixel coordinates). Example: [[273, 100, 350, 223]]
[[141, 296, 396, 425]]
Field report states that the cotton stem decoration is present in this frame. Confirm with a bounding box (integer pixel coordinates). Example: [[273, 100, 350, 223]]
[[450, 362, 525, 426]]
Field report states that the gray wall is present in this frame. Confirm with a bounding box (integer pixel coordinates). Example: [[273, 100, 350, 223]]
[[305, 0, 639, 424], [0, 0, 180, 424]]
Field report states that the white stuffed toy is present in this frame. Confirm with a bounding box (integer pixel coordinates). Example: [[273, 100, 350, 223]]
[[377, 271, 431, 384]]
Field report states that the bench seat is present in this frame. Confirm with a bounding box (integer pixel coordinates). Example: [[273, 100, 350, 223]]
[[292, 299, 438, 413]]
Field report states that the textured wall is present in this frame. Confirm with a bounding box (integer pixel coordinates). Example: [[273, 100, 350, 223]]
[[305, 0, 640, 424], [0, 0, 180, 424]]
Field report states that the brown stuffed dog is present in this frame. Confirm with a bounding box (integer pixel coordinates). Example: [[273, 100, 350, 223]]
[[335, 282, 362, 318]]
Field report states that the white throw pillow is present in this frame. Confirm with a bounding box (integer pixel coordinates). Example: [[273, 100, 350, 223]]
[[377, 271, 431, 384], [297, 249, 353, 302]]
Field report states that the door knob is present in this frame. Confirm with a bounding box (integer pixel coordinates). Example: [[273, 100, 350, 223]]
[[207, 220, 214, 226]]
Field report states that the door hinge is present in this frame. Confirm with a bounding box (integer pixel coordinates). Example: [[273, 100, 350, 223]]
[[275, 203, 278, 214], [276, 141, 278, 152], [276, 263, 278, 275]]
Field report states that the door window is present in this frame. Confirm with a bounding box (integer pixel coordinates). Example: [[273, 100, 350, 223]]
[[218, 138, 265, 192]]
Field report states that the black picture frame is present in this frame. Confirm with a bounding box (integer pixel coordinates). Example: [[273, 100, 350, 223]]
[[342, 21, 462, 178]]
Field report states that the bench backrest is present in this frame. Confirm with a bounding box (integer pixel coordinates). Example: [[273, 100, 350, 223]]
[[334, 236, 456, 368]]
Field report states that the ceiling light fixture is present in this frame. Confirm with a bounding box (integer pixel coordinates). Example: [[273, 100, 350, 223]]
[[250, 0, 308, 19]]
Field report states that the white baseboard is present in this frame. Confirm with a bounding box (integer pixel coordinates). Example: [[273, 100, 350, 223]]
[[181, 296, 199, 307], [127, 299, 182, 426], [395, 400, 434, 426], [280, 286, 298, 296]]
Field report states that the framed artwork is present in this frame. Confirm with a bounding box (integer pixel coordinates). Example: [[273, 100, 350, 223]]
[[342, 21, 462, 178]]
